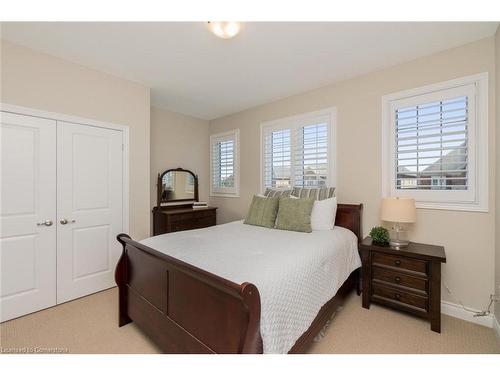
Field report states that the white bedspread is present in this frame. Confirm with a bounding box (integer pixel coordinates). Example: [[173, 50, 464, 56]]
[[140, 220, 361, 354]]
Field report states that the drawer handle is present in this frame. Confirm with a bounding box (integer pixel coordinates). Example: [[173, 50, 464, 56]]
[[394, 260, 401, 266], [394, 276, 401, 283], [394, 293, 401, 300]]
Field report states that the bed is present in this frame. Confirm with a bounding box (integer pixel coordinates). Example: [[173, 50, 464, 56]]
[[115, 203, 362, 354]]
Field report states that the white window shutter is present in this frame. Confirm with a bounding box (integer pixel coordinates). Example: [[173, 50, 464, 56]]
[[261, 109, 335, 191], [263, 128, 291, 189], [294, 123, 328, 187], [395, 96, 468, 191], [210, 129, 239, 196]]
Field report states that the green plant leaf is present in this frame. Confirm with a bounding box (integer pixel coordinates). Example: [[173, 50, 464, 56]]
[[369, 226, 390, 245]]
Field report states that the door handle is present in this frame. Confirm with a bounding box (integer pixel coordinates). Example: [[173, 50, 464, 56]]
[[37, 220, 53, 226], [60, 218, 76, 225]]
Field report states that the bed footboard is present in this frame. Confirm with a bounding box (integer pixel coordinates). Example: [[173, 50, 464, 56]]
[[115, 234, 263, 354]]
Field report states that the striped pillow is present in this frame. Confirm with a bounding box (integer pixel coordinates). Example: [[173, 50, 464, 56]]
[[264, 188, 292, 198], [291, 187, 335, 200]]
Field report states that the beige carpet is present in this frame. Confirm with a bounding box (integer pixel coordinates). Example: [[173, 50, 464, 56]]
[[1, 287, 498, 354]]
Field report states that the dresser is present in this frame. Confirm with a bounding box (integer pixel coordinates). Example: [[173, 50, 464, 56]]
[[152, 206, 217, 235], [360, 237, 446, 332]]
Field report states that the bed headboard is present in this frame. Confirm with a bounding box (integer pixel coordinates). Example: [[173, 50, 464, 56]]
[[335, 204, 363, 243]]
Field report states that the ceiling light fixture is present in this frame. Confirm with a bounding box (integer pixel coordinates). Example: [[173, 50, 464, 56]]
[[207, 22, 241, 39]]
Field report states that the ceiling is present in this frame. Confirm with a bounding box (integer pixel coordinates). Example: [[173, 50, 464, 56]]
[[1, 22, 498, 120]]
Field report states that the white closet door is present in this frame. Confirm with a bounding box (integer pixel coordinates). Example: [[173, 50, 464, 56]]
[[57, 121, 123, 304], [0, 112, 57, 322]]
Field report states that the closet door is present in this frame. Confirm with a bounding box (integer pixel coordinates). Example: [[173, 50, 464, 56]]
[[57, 122, 123, 303], [0, 112, 57, 322]]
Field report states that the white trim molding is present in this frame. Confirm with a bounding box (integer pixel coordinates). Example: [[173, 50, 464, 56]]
[[441, 300, 494, 328], [493, 314, 500, 340], [0, 102, 130, 234], [381, 73, 489, 212]]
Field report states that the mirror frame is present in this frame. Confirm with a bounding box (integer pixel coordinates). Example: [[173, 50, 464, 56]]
[[157, 167, 199, 206]]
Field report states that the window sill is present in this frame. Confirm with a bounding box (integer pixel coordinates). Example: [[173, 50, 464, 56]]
[[210, 193, 240, 198], [415, 201, 488, 213]]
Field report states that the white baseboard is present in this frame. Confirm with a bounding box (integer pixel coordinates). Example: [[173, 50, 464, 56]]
[[493, 314, 500, 339], [441, 301, 493, 328]]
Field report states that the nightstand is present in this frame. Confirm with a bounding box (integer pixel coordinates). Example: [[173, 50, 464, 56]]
[[360, 237, 446, 333]]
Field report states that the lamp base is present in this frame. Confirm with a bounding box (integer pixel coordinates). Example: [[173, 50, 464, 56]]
[[390, 239, 409, 249], [389, 222, 409, 249]]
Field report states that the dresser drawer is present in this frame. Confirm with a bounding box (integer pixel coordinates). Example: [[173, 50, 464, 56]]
[[169, 209, 215, 223], [170, 212, 194, 222], [153, 207, 217, 235], [372, 253, 427, 275], [191, 216, 216, 228], [170, 216, 215, 232], [372, 266, 427, 293], [372, 283, 428, 311], [192, 209, 216, 218]]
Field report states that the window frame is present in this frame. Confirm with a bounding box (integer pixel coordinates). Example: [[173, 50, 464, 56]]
[[381, 73, 489, 212], [260, 107, 337, 193], [210, 129, 240, 197]]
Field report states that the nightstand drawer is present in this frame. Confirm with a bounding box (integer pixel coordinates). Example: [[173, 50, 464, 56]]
[[372, 283, 428, 311], [372, 266, 427, 293], [372, 253, 427, 275]]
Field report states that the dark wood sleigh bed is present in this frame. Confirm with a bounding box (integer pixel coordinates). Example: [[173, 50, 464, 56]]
[[115, 203, 363, 354]]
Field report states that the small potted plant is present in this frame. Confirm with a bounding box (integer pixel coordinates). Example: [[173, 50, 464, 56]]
[[369, 226, 390, 245]]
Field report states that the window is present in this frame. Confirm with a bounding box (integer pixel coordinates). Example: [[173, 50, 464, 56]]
[[210, 129, 239, 196], [261, 108, 336, 191], [382, 73, 488, 211]]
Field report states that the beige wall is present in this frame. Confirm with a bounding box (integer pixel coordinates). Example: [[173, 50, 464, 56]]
[[1, 40, 151, 240], [209, 37, 496, 311], [495, 27, 500, 320], [1, 35, 497, 316], [150, 106, 209, 213]]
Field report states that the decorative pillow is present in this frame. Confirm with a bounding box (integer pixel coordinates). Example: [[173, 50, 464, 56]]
[[275, 197, 315, 233], [264, 188, 292, 198], [311, 197, 337, 231], [244, 195, 279, 228], [291, 187, 335, 200]]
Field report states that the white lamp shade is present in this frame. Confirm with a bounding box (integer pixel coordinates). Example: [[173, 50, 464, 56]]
[[380, 197, 416, 223]]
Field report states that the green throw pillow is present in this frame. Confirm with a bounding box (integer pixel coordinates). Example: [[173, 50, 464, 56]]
[[244, 195, 279, 228], [275, 197, 315, 233]]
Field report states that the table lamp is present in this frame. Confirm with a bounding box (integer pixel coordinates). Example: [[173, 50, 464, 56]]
[[380, 197, 416, 248]]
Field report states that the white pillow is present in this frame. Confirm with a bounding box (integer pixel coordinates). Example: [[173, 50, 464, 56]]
[[311, 197, 337, 231]]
